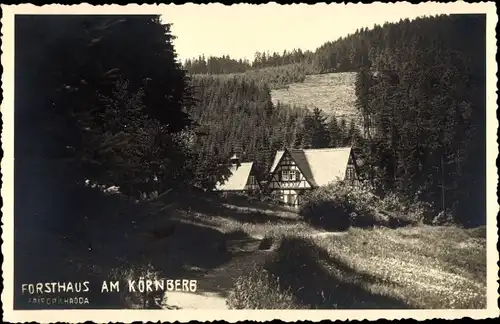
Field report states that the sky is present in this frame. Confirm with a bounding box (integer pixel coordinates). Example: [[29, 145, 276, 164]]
[[160, 2, 475, 63]]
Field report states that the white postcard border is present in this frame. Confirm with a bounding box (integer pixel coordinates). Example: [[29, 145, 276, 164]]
[[1, 2, 498, 322]]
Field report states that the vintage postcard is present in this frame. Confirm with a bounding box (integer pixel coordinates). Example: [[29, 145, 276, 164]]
[[1, 2, 498, 323]]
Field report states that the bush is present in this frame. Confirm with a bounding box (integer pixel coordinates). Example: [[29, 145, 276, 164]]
[[299, 181, 429, 230], [468, 225, 486, 238], [431, 209, 460, 227], [378, 192, 402, 212], [108, 262, 165, 309], [299, 182, 379, 230], [226, 265, 299, 309]]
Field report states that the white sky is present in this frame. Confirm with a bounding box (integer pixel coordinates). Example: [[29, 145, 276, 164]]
[[160, 2, 479, 62]]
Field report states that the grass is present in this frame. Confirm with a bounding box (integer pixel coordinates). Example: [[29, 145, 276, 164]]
[[227, 265, 300, 309], [270, 72, 360, 121], [99, 193, 487, 310], [191, 63, 308, 91], [207, 193, 488, 310], [17, 188, 487, 310], [317, 226, 486, 309], [229, 225, 487, 309], [175, 207, 319, 240]]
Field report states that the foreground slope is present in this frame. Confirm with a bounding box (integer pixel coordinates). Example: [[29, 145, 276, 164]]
[[17, 190, 486, 310]]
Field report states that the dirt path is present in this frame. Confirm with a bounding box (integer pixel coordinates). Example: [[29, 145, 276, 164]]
[[311, 231, 347, 238], [162, 235, 273, 309], [164, 291, 228, 309], [160, 231, 345, 309], [249, 231, 346, 240]]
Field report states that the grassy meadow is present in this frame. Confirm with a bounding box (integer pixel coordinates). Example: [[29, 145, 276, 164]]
[[16, 189, 487, 310], [270, 72, 360, 121]]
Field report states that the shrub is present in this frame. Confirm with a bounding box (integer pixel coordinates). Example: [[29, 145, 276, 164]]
[[299, 181, 431, 230], [379, 192, 433, 225], [299, 181, 379, 230], [468, 225, 486, 238], [431, 209, 460, 227], [226, 265, 299, 309], [378, 192, 402, 212], [108, 262, 165, 309]]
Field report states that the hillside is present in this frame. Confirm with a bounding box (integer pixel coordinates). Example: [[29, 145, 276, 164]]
[[186, 75, 309, 181], [19, 189, 486, 310], [228, 224, 486, 309], [23, 193, 486, 309], [14, 12, 489, 314], [270, 72, 361, 125]]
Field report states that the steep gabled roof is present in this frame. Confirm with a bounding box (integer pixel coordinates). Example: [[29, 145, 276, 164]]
[[270, 150, 285, 174], [288, 149, 317, 186], [215, 162, 254, 191], [270, 147, 352, 187]]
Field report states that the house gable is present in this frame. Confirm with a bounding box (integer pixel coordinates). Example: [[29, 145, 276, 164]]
[[268, 149, 314, 190], [268, 147, 358, 188], [344, 150, 362, 182], [214, 162, 255, 192], [244, 166, 260, 191], [267, 147, 361, 207]]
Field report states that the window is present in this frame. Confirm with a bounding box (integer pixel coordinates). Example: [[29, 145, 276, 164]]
[[282, 169, 299, 182], [281, 170, 290, 181], [346, 166, 355, 180]]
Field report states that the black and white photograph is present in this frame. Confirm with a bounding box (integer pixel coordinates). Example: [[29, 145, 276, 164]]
[[1, 2, 498, 322]]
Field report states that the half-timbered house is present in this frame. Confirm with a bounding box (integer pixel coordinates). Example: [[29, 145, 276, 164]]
[[214, 154, 260, 193], [267, 147, 360, 208]]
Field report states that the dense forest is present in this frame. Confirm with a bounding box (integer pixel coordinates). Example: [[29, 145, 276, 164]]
[[352, 15, 486, 226], [12, 12, 487, 313], [183, 16, 484, 77], [15, 13, 486, 232], [185, 14, 486, 226], [187, 75, 357, 182], [15, 15, 214, 232], [183, 48, 315, 74]]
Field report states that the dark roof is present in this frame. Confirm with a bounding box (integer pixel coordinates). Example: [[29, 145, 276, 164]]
[[270, 147, 352, 187], [287, 149, 317, 186]]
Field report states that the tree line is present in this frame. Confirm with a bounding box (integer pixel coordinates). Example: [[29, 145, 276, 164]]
[[16, 13, 486, 230], [183, 48, 313, 73], [15, 15, 229, 231], [186, 14, 487, 227], [183, 55, 252, 74], [352, 14, 486, 227], [15, 14, 355, 222], [182, 15, 486, 81], [187, 74, 358, 182]]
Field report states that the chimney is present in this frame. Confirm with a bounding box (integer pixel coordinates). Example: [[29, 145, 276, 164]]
[[230, 153, 241, 169]]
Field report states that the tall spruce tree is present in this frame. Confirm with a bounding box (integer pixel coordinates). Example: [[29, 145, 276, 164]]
[[302, 107, 330, 148], [15, 15, 198, 228]]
